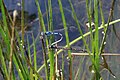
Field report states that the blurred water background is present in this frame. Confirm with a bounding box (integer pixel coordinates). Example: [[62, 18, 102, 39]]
[[1, 0, 120, 79]]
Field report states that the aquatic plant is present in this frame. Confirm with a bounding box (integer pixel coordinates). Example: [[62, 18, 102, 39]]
[[0, 0, 120, 80]]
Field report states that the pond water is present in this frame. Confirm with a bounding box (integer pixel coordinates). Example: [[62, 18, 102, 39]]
[[1, 0, 120, 80]]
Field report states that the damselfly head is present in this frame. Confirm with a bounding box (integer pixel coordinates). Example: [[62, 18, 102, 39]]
[[40, 31, 53, 36]]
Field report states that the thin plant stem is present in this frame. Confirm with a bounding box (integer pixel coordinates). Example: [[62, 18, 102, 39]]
[[58, 0, 72, 79], [35, 0, 50, 79], [68, 0, 91, 55], [9, 10, 17, 80], [27, 36, 33, 80], [0, 46, 9, 80], [21, 0, 25, 44], [99, 0, 116, 55], [40, 35, 49, 80], [93, 0, 101, 79], [74, 56, 86, 80], [48, 0, 55, 79], [99, 0, 105, 26], [61, 52, 64, 80], [32, 34, 38, 80]]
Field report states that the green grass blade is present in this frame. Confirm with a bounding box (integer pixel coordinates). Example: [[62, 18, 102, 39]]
[[21, 0, 25, 44], [35, 0, 47, 32], [99, 0, 105, 27], [58, 0, 72, 79], [99, 0, 116, 55], [48, 0, 55, 79], [0, 46, 9, 80], [0, 0, 10, 53], [0, 0, 8, 32], [27, 36, 34, 80], [13, 54, 25, 80], [32, 34, 37, 80], [85, 0, 94, 55], [94, 0, 99, 55], [61, 53, 64, 80], [68, 0, 91, 56], [15, 31, 29, 80], [35, 0, 51, 79], [48, 0, 53, 31], [94, 0, 100, 79]]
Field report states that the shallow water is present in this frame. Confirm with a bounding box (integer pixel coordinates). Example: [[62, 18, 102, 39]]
[[1, 0, 120, 79]]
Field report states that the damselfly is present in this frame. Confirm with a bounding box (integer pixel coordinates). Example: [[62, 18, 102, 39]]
[[41, 31, 86, 52]]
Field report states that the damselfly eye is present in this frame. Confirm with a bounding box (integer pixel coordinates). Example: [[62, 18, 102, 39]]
[[45, 31, 53, 36]]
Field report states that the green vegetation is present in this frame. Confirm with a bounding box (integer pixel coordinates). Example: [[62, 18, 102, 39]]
[[0, 0, 120, 80]]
